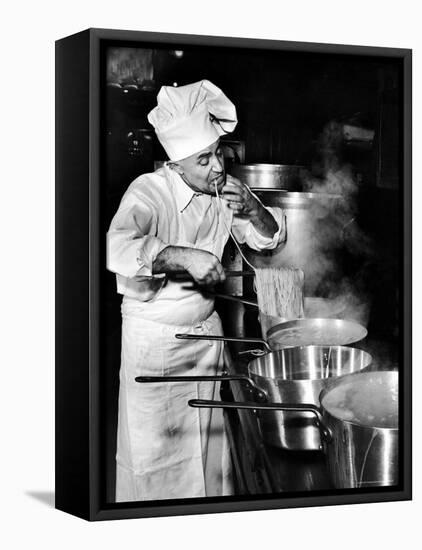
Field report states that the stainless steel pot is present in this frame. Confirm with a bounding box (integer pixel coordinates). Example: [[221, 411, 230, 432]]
[[137, 344, 373, 451], [230, 164, 305, 190], [319, 370, 399, 488], [246, 192, 349, 296], [190, 370, 398, 487], [244, 345, 373, 451]]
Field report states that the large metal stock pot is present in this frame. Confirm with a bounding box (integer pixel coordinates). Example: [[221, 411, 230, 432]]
[[137, 341, 373, 451], [190, 370, 398, 488], [319, 370, 399, 488]]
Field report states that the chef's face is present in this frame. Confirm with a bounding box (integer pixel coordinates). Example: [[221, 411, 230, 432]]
[[170, 139, 225, 195]]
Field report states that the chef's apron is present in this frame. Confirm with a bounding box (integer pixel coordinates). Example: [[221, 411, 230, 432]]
[[115, 216, 234, 502]]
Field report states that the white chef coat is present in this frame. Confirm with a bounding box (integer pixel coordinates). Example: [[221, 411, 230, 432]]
[[107, 164, 286, 502]]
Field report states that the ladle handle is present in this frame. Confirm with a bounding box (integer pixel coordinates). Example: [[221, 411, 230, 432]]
[[175, 333, 272, 352], [188, 399, 332, 442], [172, 270, 255, 279], [204, 292, 258, 308]]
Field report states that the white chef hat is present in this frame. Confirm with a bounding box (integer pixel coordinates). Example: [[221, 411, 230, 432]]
[[147, 80, 238, 161]]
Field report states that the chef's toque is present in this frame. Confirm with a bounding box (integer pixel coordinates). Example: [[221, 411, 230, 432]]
[[148, 80, 237, 161]]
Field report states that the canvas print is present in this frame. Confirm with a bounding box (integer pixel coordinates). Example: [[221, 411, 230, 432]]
[[101, 40, 403, 505]]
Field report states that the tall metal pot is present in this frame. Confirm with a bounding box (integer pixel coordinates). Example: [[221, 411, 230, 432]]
[[318, 370, 398, 488], [190, 370, 398, 488], [247, 192, 349, 296]]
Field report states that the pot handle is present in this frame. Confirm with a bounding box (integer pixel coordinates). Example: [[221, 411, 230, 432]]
[[188, 399, 332, 442], [175, 333, 272, 352], [135, 375, 267, 402]]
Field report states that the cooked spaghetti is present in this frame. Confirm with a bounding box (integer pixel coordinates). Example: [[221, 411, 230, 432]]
[[254, 267, 304, 320]]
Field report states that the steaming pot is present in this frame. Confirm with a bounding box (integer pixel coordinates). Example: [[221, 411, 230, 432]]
[[319, 370, 399, 487]]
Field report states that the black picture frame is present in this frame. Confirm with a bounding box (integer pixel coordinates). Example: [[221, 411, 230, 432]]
[[55, 27, 412, 521]]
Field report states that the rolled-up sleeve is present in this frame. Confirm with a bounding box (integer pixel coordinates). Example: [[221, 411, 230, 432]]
[[231, 205, 286, 251], [107, 200, 169, 278]]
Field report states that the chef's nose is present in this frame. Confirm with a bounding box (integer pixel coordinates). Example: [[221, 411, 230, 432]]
[[210, 152, 224, 173]]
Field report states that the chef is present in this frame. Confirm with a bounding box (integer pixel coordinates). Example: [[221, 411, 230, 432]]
[[107, 79, 286, 502]]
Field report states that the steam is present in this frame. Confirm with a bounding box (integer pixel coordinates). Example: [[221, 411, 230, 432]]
[[301, 120, 375, 328], [362, 339, 399, 372]]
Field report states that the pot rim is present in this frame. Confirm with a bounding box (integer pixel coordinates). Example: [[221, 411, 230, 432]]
[[233, 163, 306, 171], [318, 370, 399, 431], [247, 345, 373, 382]]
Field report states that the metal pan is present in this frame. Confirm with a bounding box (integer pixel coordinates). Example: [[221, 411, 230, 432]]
[[138, 343, 373, 451], [259, 297, 346, 338], [199, 293, 367, 346], [176, 316, 367, 352], [266, 318, 367, 348]]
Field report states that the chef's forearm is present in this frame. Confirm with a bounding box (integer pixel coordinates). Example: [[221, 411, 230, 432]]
[[249, 205, 279, 238], [152, 245, 193, 274]]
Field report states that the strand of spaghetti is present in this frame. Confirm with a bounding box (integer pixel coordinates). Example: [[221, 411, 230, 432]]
[[213, 180, 304, 320], [214, 180, 256, 270]]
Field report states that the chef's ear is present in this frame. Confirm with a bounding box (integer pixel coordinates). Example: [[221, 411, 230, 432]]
[[168, 162, 184, 176]]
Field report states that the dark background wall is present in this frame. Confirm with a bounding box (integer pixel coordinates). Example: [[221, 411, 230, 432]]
[[103, 46, 399, 212]]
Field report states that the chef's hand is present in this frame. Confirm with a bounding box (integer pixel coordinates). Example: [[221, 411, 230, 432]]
[[222, 175, 279, 238], [184, 249, 226, 287], [221, 174, 261, 218], [152, 245, 226, 286]]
